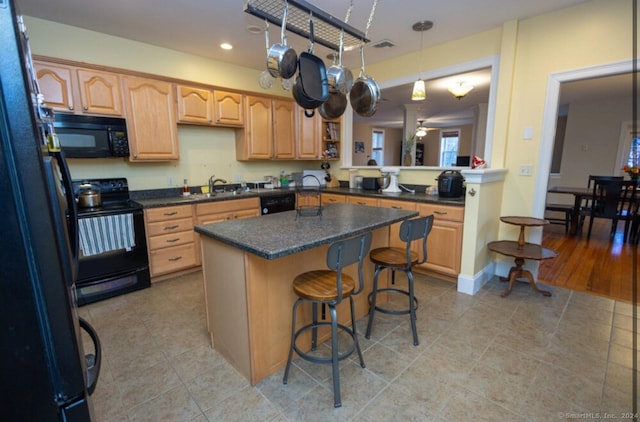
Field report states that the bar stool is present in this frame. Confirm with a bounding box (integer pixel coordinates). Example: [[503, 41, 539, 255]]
[[365, 215, 434, 346], [283, 232, 372, 408]]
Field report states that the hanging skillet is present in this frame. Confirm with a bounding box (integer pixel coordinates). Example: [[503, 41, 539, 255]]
[[293, 16, 329, 117], [349, 43, 380, 117], [319, 91, 347, 120], [266, 1, 297, 79]]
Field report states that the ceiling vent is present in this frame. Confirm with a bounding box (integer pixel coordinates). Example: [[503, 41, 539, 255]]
[[371, 39, 395, 49]]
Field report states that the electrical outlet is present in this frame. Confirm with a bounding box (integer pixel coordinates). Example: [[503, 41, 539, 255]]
[[168, 176, 174, 186], [519, 164, 533, 176], [232, 174, 243, 182]]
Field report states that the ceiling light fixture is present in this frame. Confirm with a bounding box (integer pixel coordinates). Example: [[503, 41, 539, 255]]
[[220, 43, 233, 50], [411, 20, 433, 101], [448, 81, 474, 99], [415, 120, 428, 138]]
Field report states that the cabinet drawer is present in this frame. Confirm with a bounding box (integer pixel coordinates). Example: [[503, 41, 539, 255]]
[[148, 230, 195, 250], [321, 193, 345, 204], [145, 205, 193, 222], [347, 196, 378, 207], [196, 197, 259, 215], [419, 204, 464, 222], [147, 217, 194, 236], [378, 199, 417, 211], [149, 243, 198, 277]]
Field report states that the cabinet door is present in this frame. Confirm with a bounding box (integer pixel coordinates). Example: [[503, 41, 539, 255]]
[[417, 204, 463, 279], [273, 99, 295, 159], [378, 199, 417, 249], [33, 62, 76, 113], [176, 85, 213, 124], [76, 69, 124, 116], [214, 90, 244, 126], [123, 76, 179, 161], [295, 105, 322, 159], [240, 96, 273, 160]]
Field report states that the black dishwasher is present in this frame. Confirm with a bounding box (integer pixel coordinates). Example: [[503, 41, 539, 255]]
[[260, 192, 296, 215]]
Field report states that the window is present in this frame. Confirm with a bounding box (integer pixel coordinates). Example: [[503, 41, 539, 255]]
[[627, 135, 639, 167], [371, 129, 384, 166], [439, 129, 460, 167]]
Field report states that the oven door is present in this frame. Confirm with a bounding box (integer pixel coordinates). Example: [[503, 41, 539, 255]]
[[76, 207, 150, 305]]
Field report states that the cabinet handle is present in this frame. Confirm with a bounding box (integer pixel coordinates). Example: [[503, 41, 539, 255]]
[[168, 256, 183, 262], [166, 238, 180, 243], [434, 211, 447, 215], [164, 224, 179, 230], [68, 106, 73, 111], [391, 206, 402, 209], [83, 105, 88, 111], [357, 201, 367, 205], [163, 211, 178, 216]]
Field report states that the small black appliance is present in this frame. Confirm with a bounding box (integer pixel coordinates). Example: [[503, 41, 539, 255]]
[[437, 170, 465, 198]]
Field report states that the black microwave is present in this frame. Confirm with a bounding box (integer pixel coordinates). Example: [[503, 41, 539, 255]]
[[53, 114, 129, 158]]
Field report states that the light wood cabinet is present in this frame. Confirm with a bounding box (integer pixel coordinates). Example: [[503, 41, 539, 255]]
[[236, 95, 273, 160], [214, 90, 244, 126], [295, 105, 322, 159], [145, 205, 199, 279], [236, 96, 294, 160], [34, 61, 124, 116], [176, 85, 244, 127], [347, 195, 379, 207], [378, 199, 418, 249], [272, 99, 295, 159], [176, 85, 212, 124], [123, 76, 179, 161], [416, 203, 464, 281]]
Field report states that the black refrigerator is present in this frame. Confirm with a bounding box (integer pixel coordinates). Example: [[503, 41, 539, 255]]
[[0, 0, 101, 420]]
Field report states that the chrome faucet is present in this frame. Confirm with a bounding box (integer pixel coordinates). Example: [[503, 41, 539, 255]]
[[209, 175, 227, 192]]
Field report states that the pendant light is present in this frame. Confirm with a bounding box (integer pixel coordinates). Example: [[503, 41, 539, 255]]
[[411, 20, 433, 101], [448, 81, 474, 99]]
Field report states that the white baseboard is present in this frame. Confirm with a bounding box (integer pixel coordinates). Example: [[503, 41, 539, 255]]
[[457, 262, 496, 295]]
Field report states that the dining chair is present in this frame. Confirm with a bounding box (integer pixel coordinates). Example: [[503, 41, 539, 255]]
[[579, 177, 625, 239], [579, 175, 623, 232], [618, 180, 639, 242]]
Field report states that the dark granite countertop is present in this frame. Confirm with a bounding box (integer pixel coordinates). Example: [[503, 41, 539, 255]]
[[194, 203, 418, 260], [132, 186, 464, 209], [321, 187, 465, 206]]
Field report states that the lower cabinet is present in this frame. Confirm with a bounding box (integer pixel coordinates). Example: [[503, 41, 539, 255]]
[[347, 195, 379, 207], [195, 198, 260, 260], [145, 205, 199, 280], [378, 199, 417, 249], [416, 203, 464, 280]]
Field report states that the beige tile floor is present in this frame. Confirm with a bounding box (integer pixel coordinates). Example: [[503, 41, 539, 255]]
[[80, 270, 639, 421]]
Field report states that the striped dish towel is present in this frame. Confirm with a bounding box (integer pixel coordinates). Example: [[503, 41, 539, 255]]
[[79, 214, 136, 257]]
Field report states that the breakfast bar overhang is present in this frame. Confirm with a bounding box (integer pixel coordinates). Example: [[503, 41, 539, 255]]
[[195, 203, 418, 384]]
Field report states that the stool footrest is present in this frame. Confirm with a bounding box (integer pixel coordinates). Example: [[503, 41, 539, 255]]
[[367, 288, 419, 316], [292, 322, 359, 365]]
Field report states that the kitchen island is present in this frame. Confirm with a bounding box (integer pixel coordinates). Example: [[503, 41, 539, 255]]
[[195, 203, 418, 385]]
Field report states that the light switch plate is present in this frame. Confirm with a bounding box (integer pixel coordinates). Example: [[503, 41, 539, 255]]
[[519, 164, 533, 176], [523, 127, 533, 140]]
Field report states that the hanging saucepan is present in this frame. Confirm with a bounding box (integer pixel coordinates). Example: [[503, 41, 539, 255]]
[[319, 91, 347, 120], [325, 30, 353, 94], [349, 43, 381, 117], [266, 2, 297, 79]]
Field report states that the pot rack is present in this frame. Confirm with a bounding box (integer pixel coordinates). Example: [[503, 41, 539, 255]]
[[244, 0, 369, 52]]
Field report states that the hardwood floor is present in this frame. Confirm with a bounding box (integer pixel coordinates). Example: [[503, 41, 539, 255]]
[[538, 218, 639, 303]]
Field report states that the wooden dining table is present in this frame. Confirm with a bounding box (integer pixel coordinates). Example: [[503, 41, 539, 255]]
[[547, 186, 592, 235]]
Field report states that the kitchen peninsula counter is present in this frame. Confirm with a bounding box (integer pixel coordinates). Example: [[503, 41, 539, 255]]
[[196, 203, 418, 385]]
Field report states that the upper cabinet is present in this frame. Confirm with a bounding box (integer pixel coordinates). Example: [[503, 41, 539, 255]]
[[176, 85, 244, 127], [295, 106, 322, 159], [214, 90, 244, 127], [34, 61, 124, 117], [272, 99, 295, 159], [237, 95, 273, 160], [122, 76, 179, 161]]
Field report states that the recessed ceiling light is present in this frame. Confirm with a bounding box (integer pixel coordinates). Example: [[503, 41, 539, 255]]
[[246, 25, 262, 35], [220, 43, 233, 50]]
